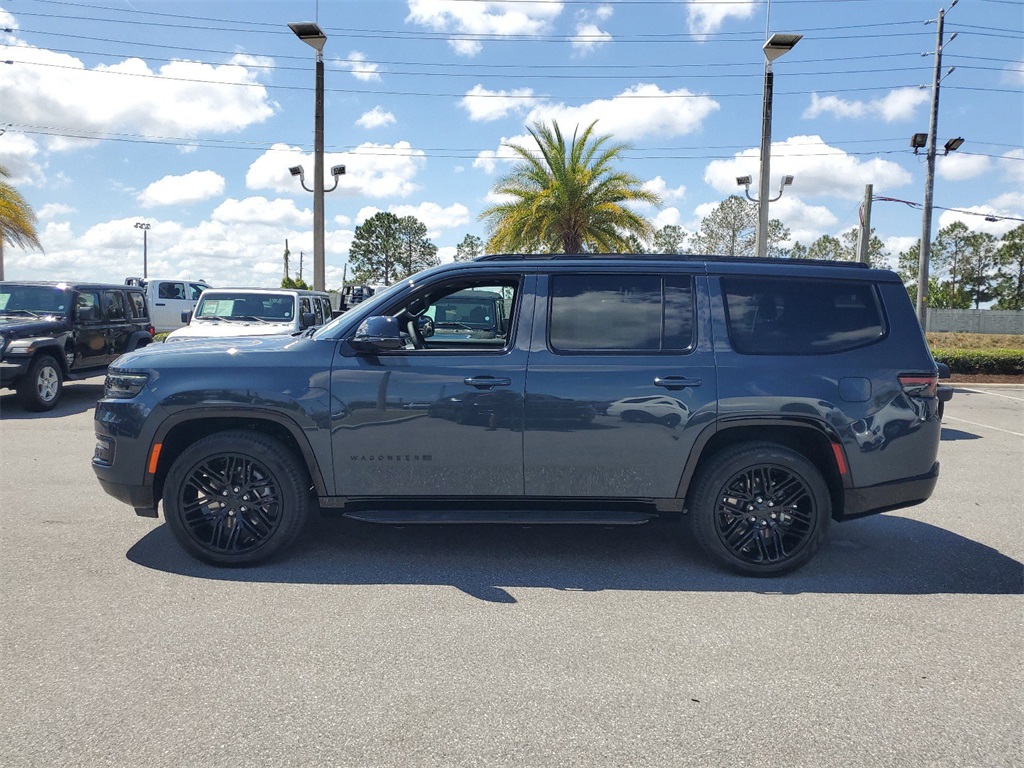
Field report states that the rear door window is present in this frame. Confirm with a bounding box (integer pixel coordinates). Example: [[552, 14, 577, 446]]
[[102, 290, 127, 321], [722, 276, 885, 355], [548, 273, 695, 353]]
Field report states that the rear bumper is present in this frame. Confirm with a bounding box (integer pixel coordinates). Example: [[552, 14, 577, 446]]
[[838, 462, 940, 521]]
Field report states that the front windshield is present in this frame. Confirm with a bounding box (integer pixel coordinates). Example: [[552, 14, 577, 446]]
[[195, 293, 294, 322], [0, 284, 72, 317]]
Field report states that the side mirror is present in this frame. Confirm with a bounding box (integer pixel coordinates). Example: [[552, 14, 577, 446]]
[[350, 316, 405, 353], [300, 312, 317, 329], [181, 310, 193, 324], [77, 306, 98, 322], [417, 316, 435, 338]]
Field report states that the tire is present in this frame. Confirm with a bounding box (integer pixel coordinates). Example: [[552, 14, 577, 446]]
[[17, 354, 63, 412], [162, 430, 312, 566], [687, 442, 831, 576]]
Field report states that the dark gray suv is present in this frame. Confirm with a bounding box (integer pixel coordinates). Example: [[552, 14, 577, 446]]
[[92, 255, 945, 575]]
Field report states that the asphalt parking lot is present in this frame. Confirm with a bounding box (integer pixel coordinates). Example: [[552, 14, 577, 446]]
[[1, 379, 1021, 767]]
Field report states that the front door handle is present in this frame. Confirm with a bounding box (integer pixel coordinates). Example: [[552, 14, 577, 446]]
[[654, 376, 702, 390], [464, 376, 512, 390]]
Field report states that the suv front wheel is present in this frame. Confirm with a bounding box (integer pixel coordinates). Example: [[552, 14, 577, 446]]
[[688, 442, 831, 576], [163, 430, 312, 566]]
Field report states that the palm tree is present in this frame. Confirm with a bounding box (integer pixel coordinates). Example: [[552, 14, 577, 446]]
[[480, 120, 660, 254], [0, 164, 43, 280]]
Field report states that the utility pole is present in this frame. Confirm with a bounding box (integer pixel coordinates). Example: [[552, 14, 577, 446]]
[[299, 251, 304, 283], [283, 238, 290, 281], [857, 185, 873, 264], [916, 0, 959, 329]]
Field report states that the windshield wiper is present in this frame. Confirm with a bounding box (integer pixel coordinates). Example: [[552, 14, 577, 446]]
[[228, 315, 269, 323], [0, 309, 45, 318], [435, 321, 474, 330]]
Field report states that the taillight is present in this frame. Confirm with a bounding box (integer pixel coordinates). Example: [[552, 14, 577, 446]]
[[899, 373, 938, 398]]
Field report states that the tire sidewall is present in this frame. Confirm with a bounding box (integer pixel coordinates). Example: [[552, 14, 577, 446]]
[[163, 430, 311, 566], [690, 443, 831, 576], [18, 354, 63, 411]]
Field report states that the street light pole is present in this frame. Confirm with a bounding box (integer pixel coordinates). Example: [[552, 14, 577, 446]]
[[755, 33, 801, 258], [916, 0, 959, 329], [134, 222, 150, 278], [289, 22, 329, 292]]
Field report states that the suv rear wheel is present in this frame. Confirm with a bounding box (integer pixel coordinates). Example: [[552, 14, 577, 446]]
[[688, 442, 830, 576], [163, 430, 312, 566], [17, 354, 63, 411]]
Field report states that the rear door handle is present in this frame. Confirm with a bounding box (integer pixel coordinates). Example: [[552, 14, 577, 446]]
[[654, 376, 702, 390], [464, 376, 512, 390]]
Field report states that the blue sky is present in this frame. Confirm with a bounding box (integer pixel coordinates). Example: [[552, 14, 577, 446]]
[[1, 0, 1021, 288]]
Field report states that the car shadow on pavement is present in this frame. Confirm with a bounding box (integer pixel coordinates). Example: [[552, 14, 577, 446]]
[[126, 514, 1024, 602], [0, 381, 104, 419], [941, 427, 981, 441]]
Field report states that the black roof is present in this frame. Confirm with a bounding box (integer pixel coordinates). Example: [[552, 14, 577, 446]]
[[475, 253, 870, 269]]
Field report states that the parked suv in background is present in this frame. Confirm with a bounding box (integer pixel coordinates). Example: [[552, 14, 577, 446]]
[[93, 255, 946, 576], [164, 288, 333, 342], [1, 281, 153, 410]]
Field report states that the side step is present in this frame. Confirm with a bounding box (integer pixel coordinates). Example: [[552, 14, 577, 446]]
[[343, 509, 654, 525]]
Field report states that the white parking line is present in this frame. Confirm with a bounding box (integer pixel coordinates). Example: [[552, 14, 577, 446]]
[[944, 415, 1024, 437], [954, 387, 1024, 403]]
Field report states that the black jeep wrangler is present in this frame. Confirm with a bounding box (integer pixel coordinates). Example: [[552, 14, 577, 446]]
[[93, 255, 946, 576], [1, 281, 154, 411]]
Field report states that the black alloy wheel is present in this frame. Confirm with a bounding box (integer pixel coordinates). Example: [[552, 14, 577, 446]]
[[163, 431, 312, 566], [689, 442, 830, 576]]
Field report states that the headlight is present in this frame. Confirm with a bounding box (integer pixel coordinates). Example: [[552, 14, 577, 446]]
[[104, 370, 149, 399]]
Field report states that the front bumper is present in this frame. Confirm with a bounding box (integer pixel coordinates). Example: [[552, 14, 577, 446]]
[[0, 358, 30, 386], [839, 461, 940, 521]]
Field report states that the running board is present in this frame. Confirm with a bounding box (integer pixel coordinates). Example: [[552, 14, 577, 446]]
[[343, 509, 654, 525]]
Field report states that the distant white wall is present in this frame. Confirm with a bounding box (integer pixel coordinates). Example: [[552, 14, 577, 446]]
[[927, 309, 1024, 334]]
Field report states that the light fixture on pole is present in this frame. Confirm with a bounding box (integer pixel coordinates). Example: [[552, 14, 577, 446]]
[[751, 32, 802, 258], [289, 21, 330, 292], [134, 222, 151, 278]]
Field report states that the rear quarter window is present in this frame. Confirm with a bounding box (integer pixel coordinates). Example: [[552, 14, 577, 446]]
[[722, 276, 885, 355]]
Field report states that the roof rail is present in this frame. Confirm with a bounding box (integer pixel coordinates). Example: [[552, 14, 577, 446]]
[[476, 253, 871, 268]]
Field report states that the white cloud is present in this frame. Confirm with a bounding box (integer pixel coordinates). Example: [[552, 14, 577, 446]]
[[387, 202, 471, 238], [643, 176, 686, 203], [211, 197, 310, 227], [474, 136, 529, 174], [687, 0, 756, 38], [803, 88, 929, 123], [885, 236, 919, 256], [524, 84, 720, 141], [246, 142, 426, 199], [937, 191, 1024, 238], [340, 52, 382, 82], [768, 196, 840, 245], [0, 40, 277, 146], [356, 107, 397, 129], [406, 0, 565, 57], [572, 23, 612, 55], [0, 131, 44, 186], [936, 153, 990, 181], [37, 203, 75, 220], [1002, 61, 1024, 87], [703, 135, 912, 200], [138, 170, 225, 208], [653, 208, 683, 229], [999, 148, 1024, 187], [594, 5, 614, 21], [460, 85, 539, 122]]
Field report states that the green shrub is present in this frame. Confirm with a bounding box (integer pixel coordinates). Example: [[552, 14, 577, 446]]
[[933, 348, 1024, 375]]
